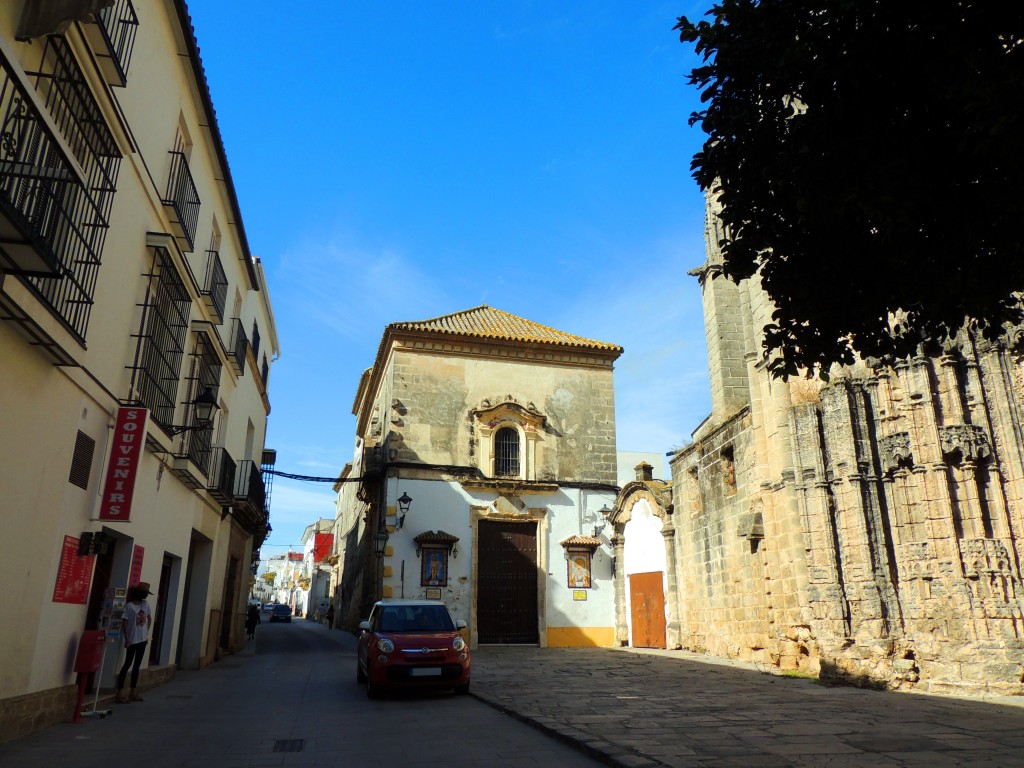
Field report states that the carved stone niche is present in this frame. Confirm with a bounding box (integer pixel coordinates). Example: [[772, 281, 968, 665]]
[[879, 432, 914, 473], [939, 424, 991, 464]]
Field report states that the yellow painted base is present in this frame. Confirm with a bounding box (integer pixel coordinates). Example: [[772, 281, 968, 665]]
[[382, 585, 393, 598], [546, 626, 615, 648]]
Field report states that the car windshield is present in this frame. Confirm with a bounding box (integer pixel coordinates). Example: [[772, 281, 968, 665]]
[[378, 605, 455, 633]]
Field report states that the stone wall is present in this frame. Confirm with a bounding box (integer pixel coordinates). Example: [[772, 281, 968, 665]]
[[675, 235, 1024, 693]]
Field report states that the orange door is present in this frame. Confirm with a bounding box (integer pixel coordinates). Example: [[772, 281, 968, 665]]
[[629, 571, 666, 648]]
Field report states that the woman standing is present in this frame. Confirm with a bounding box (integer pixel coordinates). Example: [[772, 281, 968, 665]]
[[115, 582, 152, 703]]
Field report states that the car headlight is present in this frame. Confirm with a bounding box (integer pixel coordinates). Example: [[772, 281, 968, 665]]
[[452, 636, 466, 652], [377, 638, 394, 653]]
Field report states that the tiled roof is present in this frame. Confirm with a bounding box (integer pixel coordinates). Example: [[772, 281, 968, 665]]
[[389, 305, 622, 353], [559, 535, 603, 549]]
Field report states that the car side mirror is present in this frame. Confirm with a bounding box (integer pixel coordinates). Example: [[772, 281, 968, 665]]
[[455, 619, 467, 629], [358, 620, 370, 631]]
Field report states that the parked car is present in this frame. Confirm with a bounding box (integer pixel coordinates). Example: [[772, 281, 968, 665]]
[[262, 602, 275, 614], [269, 604, 292, 623], [356, 600, 470, 698]]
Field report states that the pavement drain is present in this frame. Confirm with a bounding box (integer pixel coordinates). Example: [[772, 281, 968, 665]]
[[272, 740, 305, 753]]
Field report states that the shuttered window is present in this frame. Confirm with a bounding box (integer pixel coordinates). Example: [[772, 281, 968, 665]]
[[68, 431, 95, 489]]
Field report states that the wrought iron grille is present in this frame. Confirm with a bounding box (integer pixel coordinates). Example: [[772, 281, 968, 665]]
[[226, 316, 248, 376], [128, 246, 191, 428], [494, 426, 520, 477], [200, 249, 227, 321], [177, 332, 221, 472], [234, 460, 266, 514], [163, 138, 200, 250], [261, 355, 269, 388], [95, 0, 138, 85], [207, 446, 236, 504], [251, 321, 260, 360], [0, 39, 120, 340]]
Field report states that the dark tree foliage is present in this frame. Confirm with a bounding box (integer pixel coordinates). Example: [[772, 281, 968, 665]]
[[676, 1, 1024, 378]]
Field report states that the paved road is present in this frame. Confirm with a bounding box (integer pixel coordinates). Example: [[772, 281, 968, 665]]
[[0, 620, 601, 768], [470, 646, 1024, 768]]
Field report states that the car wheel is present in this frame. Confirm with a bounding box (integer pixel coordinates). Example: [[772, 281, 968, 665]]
[[453, 681, 470, 695], [365, 669, 380, 699], [356, 659, 367, 684]]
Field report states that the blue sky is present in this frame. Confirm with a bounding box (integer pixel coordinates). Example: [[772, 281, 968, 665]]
[[186, 2, 713, 558]]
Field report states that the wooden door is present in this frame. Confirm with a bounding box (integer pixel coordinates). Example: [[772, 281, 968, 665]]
[[629, 571, 666, 649], [477, 520, 539, 644]]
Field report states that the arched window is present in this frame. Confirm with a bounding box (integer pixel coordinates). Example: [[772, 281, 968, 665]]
[[494, 426, 520, 477]]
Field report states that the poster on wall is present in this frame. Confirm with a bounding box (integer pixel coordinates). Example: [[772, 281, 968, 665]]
[[53, 535, 94, 604], [129, 544, 144, 586], [97, 407, 148, 522]]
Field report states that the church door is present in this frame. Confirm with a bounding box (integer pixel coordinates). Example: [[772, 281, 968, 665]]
[[477, 520, 539, 644], [629, 571, 666, 648]]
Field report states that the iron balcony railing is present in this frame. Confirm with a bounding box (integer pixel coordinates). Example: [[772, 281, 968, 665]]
[[199, 249, 227, 322], [208, 446, 236, 505], [162, 150, 200, 251], [234, 459, 266, 512], [225, 316, 248, 376], [92, 0, 139, 87]]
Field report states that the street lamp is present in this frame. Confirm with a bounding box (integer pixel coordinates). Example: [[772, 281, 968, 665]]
[[167, 387, 219, 435], [396, 492, 413, 529], [373, 529, 389, 558]]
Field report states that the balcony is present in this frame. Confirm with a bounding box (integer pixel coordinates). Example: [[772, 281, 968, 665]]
[[85, 0, 139, 87], [232, 459, 268, 535], [225, 316, 248, 376], [162, 150, 200, 251], [208, 447, 236, 505], [0, 50, 86, 278], [199, 249, 227, 322]]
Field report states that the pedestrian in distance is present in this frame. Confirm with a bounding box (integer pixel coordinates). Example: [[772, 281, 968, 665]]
[[115, 582, 153, 703], [246, 603, 260, 639], [325, 603, 335, 628]]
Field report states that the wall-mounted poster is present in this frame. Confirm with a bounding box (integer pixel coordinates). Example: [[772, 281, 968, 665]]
[[53, 535, 94, 604], [421, 548, 448, 587], [567, 550, 592, 589]]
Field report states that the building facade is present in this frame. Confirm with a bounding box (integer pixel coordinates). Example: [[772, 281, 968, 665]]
[[335, 306, 622, 647], [652, 196, 1024, 694], [0, 0, 279, 740]]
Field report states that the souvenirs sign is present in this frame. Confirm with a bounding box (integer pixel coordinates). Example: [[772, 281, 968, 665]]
[[98, 407, 148, 522]]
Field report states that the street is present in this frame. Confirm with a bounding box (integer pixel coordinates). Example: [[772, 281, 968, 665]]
[[0, 620, 601, 768]]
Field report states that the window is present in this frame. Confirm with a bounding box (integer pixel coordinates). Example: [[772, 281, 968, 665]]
[[494, 426, 520, 477], [128, 245, 191, 428], [68, 430, 95, 489]]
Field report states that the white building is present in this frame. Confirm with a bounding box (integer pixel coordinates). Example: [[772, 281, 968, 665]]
[[0, 0, 278, 740]]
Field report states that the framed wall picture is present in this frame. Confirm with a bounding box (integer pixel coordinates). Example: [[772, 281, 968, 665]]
[[421, 548, 449, 587], [567, 550, 592, 589]]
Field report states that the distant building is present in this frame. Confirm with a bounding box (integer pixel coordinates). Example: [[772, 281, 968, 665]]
[[335, 306, 622, 646], [0, 1, 279, 740]]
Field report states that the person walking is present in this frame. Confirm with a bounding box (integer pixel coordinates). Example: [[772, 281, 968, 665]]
[[325, 603, 335, 628], [245, 603, 260, 639], [115, 582, 152, 703]]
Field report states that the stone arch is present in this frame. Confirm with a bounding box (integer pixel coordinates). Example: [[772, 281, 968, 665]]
[[609, 480, 679, 649]]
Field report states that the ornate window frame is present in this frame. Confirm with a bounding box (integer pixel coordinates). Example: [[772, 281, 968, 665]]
[[471, 398, 546, 481]]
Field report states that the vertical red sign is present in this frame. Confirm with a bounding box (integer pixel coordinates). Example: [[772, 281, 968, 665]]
[[129, 545, 145, 586], [98, 407, 148, 522], [53, 536, 94, 604]]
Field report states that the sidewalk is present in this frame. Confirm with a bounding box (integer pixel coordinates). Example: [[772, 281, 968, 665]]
[[468, 646, 1024, 768]]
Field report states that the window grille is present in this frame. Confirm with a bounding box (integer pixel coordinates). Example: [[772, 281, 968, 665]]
[[251, 321, 260, 361], [68, 430, 95, 489], [4, 37, 121, 340], [128, 246, 191, 428], [494, 427, 520, 477], [177, 332, 221, 473]]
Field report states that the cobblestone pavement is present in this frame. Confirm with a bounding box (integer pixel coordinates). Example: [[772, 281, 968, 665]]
[[469, 646, 1024, 768]]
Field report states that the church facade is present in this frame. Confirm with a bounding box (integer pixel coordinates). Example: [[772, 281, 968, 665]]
[[643, 199, 1024, 694]]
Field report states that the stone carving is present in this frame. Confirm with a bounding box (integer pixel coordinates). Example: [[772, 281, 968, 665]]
[[938, 424, 991, 463], [878, 432, 913, 472]]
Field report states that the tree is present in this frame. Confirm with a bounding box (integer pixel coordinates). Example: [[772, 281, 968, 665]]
[[675, 1, 1024, 378], [262, 572, 276, 586]]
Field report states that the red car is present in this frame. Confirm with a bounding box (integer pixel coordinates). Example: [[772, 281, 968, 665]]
[[357, 600, 470, 697]]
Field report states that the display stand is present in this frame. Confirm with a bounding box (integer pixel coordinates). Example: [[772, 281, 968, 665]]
[[72, 630, 108, 722]]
